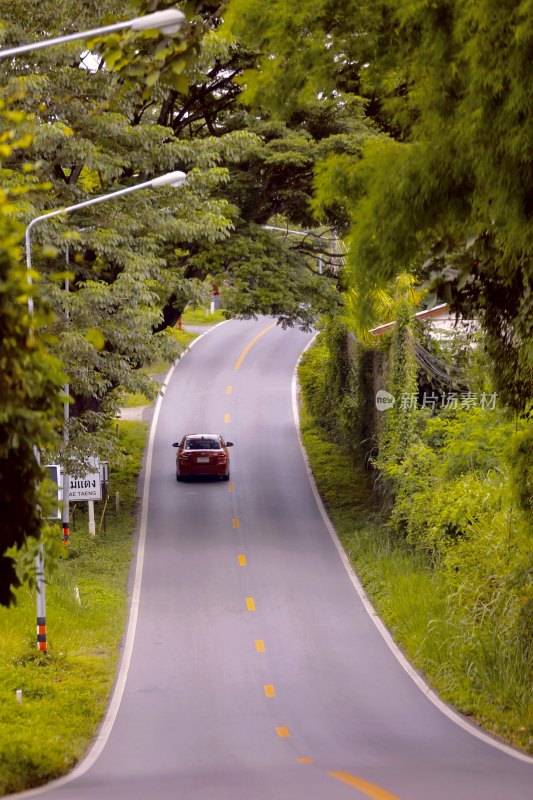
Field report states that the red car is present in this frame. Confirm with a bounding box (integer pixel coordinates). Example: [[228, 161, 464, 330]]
[[173, 433, 233, 481]]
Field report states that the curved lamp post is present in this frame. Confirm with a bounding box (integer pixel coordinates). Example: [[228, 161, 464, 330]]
[[27, 169, 187, 651], [0, 10, 186, 59], [26, 170, 187, 311]]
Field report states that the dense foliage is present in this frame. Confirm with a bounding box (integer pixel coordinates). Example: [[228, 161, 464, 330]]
[[298, 387, 532, 750], [0, 103, 66, 605], [299, 324, 532, 745], [0, 420, 146, 791], [0, 0, 353, 601], [225, 0, 533, 411], [0, 1, 351, 459]]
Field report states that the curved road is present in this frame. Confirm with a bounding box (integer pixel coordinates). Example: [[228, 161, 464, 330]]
[[21, 318, 532, 800]]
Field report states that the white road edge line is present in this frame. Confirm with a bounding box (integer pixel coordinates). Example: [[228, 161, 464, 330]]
[[14, 321, 230, 799], [292, 335, 533, 766]]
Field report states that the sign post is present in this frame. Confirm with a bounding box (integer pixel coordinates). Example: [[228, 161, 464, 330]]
[[88, 501, 96, 536], [36, 545, 47, 651]]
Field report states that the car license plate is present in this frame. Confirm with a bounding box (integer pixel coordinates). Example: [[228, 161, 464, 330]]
[[197, 457, 209, 463]]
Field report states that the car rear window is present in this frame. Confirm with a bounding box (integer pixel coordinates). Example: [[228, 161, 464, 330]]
[[185, 438, 221, 450]]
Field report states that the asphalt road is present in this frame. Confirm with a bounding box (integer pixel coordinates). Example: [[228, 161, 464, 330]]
[[21, 318, 532, 800]]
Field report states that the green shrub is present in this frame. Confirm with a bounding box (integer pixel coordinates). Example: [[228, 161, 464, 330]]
[[299, 322, 376, 461], [0, 421, 147, 794], [299, 333, 533, 751], [508, 424, 533, 514], [299, 333, 330, 426]]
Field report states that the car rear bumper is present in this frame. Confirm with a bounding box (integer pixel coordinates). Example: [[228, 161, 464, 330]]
[[177, 463, 229, 477]]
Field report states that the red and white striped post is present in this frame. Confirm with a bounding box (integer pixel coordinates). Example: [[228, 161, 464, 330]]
[[36, 545, 47, 652]]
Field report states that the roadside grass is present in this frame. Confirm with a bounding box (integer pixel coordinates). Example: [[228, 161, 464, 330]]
[[180, 307, 226, 326], [0, 420, 147, 794], [169, 327, 198, 350], [118, 329, 198, 408], [119, 390, 151, 408], [299, 405, 532, 754]]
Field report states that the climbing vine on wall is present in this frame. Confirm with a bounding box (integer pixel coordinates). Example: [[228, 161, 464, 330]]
[[376, 302, 418, 477]]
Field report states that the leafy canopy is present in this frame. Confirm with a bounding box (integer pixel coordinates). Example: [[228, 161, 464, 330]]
[[0, 102, 65, 605], [224, 0, 533, 410]]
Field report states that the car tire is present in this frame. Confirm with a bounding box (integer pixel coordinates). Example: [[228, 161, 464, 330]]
[[176, 472, 183, 482], [222, 473, 230, 482]]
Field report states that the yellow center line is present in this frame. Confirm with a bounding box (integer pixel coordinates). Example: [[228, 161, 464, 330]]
[[264, 685, 276, 698], [234, 323, 276, 370], [224, 413, 231, 424], [232, 518, 240, 529], [226, 385, 233, 394], [238, 554, 247, 567], [298, 758, 314, 764], [246, 597, 255, 611], [276, 727, 290, 738], [255, 639, 266, 653], [329, 772, 401, 800], [229, 482, 235, 493]]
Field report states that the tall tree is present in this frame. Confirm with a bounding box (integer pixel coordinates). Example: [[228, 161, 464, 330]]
[[0, 0, 255, 470], [224, 0, 533, 411], [0, 103, 65, 605]]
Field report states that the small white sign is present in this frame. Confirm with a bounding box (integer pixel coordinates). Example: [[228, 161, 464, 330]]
[[68, 457, 102, 501], [100, 461, 109, 483], [68, 474, 102, 501], [46, 465, 62, 519]]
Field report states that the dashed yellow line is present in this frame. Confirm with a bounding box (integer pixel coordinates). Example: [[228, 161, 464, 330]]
[[298, 758, 314, 764], [224, 413, 231, 424], [246, 597, 255, 611], [229, 482, 235, 493], [276, 727, 290, 738], [232, 518, 240, 529], [238, 554, 247, 567], [226, 385, 233, 394], [255, 639, 265, 653], [234, 323, 276, 370], [264, 685, 276, 698], [329, 772, 400, 800]]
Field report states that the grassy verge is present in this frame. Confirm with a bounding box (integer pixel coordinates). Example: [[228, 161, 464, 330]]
[[171, 328, 199, 349], [0, 420, 147, 794], [118, 329, 198, 408], [299, 403, 532, 754], [180, 307, 226, 326]]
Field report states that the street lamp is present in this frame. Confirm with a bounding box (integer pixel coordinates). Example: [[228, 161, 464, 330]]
[[26, 170, 186, 313], [27, 169, 187, 651], [0, 10, 186, 59]]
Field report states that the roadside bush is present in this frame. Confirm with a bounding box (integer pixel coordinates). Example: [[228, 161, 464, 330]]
[[508, 424, 533, 515], [390, 458, 499, 561], [300, 330, 533, 750], [0, 420, 147, 794], [299, 323, 376, 462], [298, 332, 330, 426], [443, 502, 533, 714], [377, 402, 532, 733]]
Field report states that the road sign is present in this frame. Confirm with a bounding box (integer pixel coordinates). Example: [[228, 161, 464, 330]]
[[100, 461, 110, 484], [68, 457, 102, 501], [68, 474, 102, 501], [46, 465, 62, 519]]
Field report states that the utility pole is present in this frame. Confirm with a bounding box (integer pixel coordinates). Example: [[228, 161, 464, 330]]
[[62, 251, 70, 546], [33, 446, 47, 652]]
